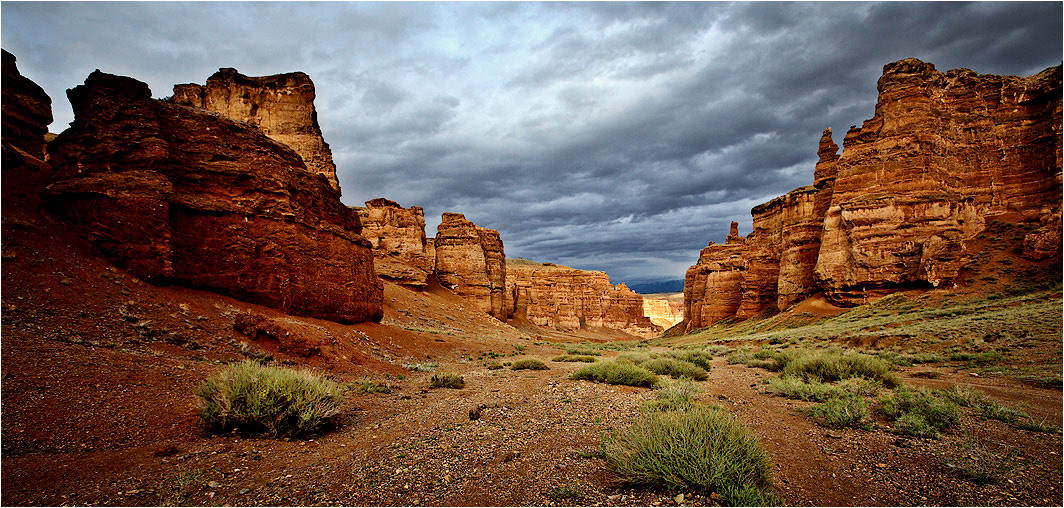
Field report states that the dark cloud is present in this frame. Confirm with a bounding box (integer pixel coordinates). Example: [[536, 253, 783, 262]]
[[3, 2, 1060, 283]]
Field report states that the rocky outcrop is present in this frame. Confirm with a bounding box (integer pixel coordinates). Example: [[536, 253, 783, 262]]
[[353, 198, 435, 288], [682, 222, 746, 331], [816, 58, 1061, 304], [434, 213, 508, 319], [46, 70, 382, 324], [2, 49, 53, 219], [642, 297, 683, 329], [680, 58, 1061, 329], [173, 68, 339, 191], [507, 261, 662, 338]]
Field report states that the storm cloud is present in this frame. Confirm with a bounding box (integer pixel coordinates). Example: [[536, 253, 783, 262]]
[[3, 2, 1060, 284]]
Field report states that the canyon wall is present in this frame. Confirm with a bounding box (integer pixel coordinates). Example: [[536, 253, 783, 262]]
[[2, 49, 53, 218], [352, 198, 435, 288], [45, 70, 383, 323], [173, 68, 339, 191], [508, 261, 662, 338], [434, 213, 508, 319], [680, 58, 1062, 330], [643, 297, 683, 329]]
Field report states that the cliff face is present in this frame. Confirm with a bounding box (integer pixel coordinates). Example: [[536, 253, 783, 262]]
[[353, 198, 435, 288], [680, 58, 1061, 330], [508, 262, 662, 338], [2, 49, 53, 220], [643, 297, 683, 329], [683, 222, 746, 331], [434, 213, 508, 319], [46, 70, 383, 324], [816, 59, 1062, 303], [173, 68, 339, 191]]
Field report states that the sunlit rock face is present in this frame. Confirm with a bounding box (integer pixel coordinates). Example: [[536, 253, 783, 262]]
[[173, 68, 339, 192], [434, 213, 509, 319], [508, 261, 663, 338], [353, 198, 436, 289]]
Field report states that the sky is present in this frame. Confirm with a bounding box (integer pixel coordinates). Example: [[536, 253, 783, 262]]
[[3, 1, 1061, 285]]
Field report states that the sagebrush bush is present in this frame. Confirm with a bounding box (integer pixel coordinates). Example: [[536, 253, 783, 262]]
[[781, 350, 899, 388], [511, 358, 549, 370], [552, 354, 597, 363], [566, 347, 602, 356], [643, 379, 702, 412], [667, 350, 714, 371], [571, 360, 659, 388], [601, 406, 777, 505], [879, 387, 961, 438], [196, 360, 343, 437], [641, 357, 708, 381], [430, 373, 465, 389], [809, 395, 872, 429], [618, 352, 655, 365]]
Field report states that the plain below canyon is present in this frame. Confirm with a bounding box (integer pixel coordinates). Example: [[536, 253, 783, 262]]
[[2, 44, 1062, 508]]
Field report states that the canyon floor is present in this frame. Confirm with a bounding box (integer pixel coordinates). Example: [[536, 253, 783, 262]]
[[2, 219, 1062, 507]]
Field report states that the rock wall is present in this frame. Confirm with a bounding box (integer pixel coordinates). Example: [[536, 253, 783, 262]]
[[46, 70, 382, 324], [353, 198, 435, 288], [434, 213, 508, 319], [642, 297, 683, 329], [680, 58, 1061, 330], [2, 49, 53, 219], [508, 261, 662, 338], [173, 68, 339, 191]]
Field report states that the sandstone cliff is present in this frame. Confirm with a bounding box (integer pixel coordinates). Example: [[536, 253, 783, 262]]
[[434, 213, 508, 319], [2, 49, 53, 223], [173, 68, 339, 191], [642, 296, 683, 329], [680, 58, 1061, 330], [353, 198, 435, 288], [508, 260, 662, 338], [46, 70, 382, 324]]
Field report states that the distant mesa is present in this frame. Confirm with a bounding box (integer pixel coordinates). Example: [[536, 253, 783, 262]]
[[679, 57, 1063, 332]]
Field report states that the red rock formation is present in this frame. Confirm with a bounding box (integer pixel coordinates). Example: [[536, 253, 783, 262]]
[[173, 68, 339, 191], [434, 213, 508, 319], [681, 222, 746, 332], [507, 261, 662, 338], [46, 70, 382, 324], [2, 49, 53, 221], [353, 198, 435, 288], [682, 58, 1061, 327], [815, 59, 1062, 304]]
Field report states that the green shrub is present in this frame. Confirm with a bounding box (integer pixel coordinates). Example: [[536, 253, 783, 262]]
[[809, 396, 872, 430], [618, 352, 654, 365], [667, 350, 714, 371], [879, 388, 961, 438], [942, 436, 1018, 485], [571, 360, 659, 388], [765, 376, 839, 402], [641, 358, 709, 381], [552, 354, 597, 363], [1016, 418, 1061, 434], [601, 406, 777, 504], [948, 351, 1004, 364], [566, 347, 602, 356], [702, 345, 733, 357], [643, 380, 701, 412], [347, 378, 391, 394], [781, 351, 898, 388], [430, 373, 465, 389], [405, 362, 439, 372], [511, 358, 549, 370], [486, 362, 503, 370], [546, 485, 582, 500], [196, 360, 343, 437]]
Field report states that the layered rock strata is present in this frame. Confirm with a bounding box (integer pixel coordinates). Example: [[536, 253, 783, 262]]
[[46, 71, 382, 323], [2, 49, 53, 218], [173, 68, 339, 191], [680, 58, 1062, 330], [642, 297, 683, 329], [434, 213, 508, 319], [508, 261, 662, 338], [353, 198, 435, 288]]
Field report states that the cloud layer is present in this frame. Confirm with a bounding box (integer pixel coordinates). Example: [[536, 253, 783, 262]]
[[4, 2, 1060, 283]]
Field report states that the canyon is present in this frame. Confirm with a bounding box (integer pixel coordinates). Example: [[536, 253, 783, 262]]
[[680, 58, 1062, 331]]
